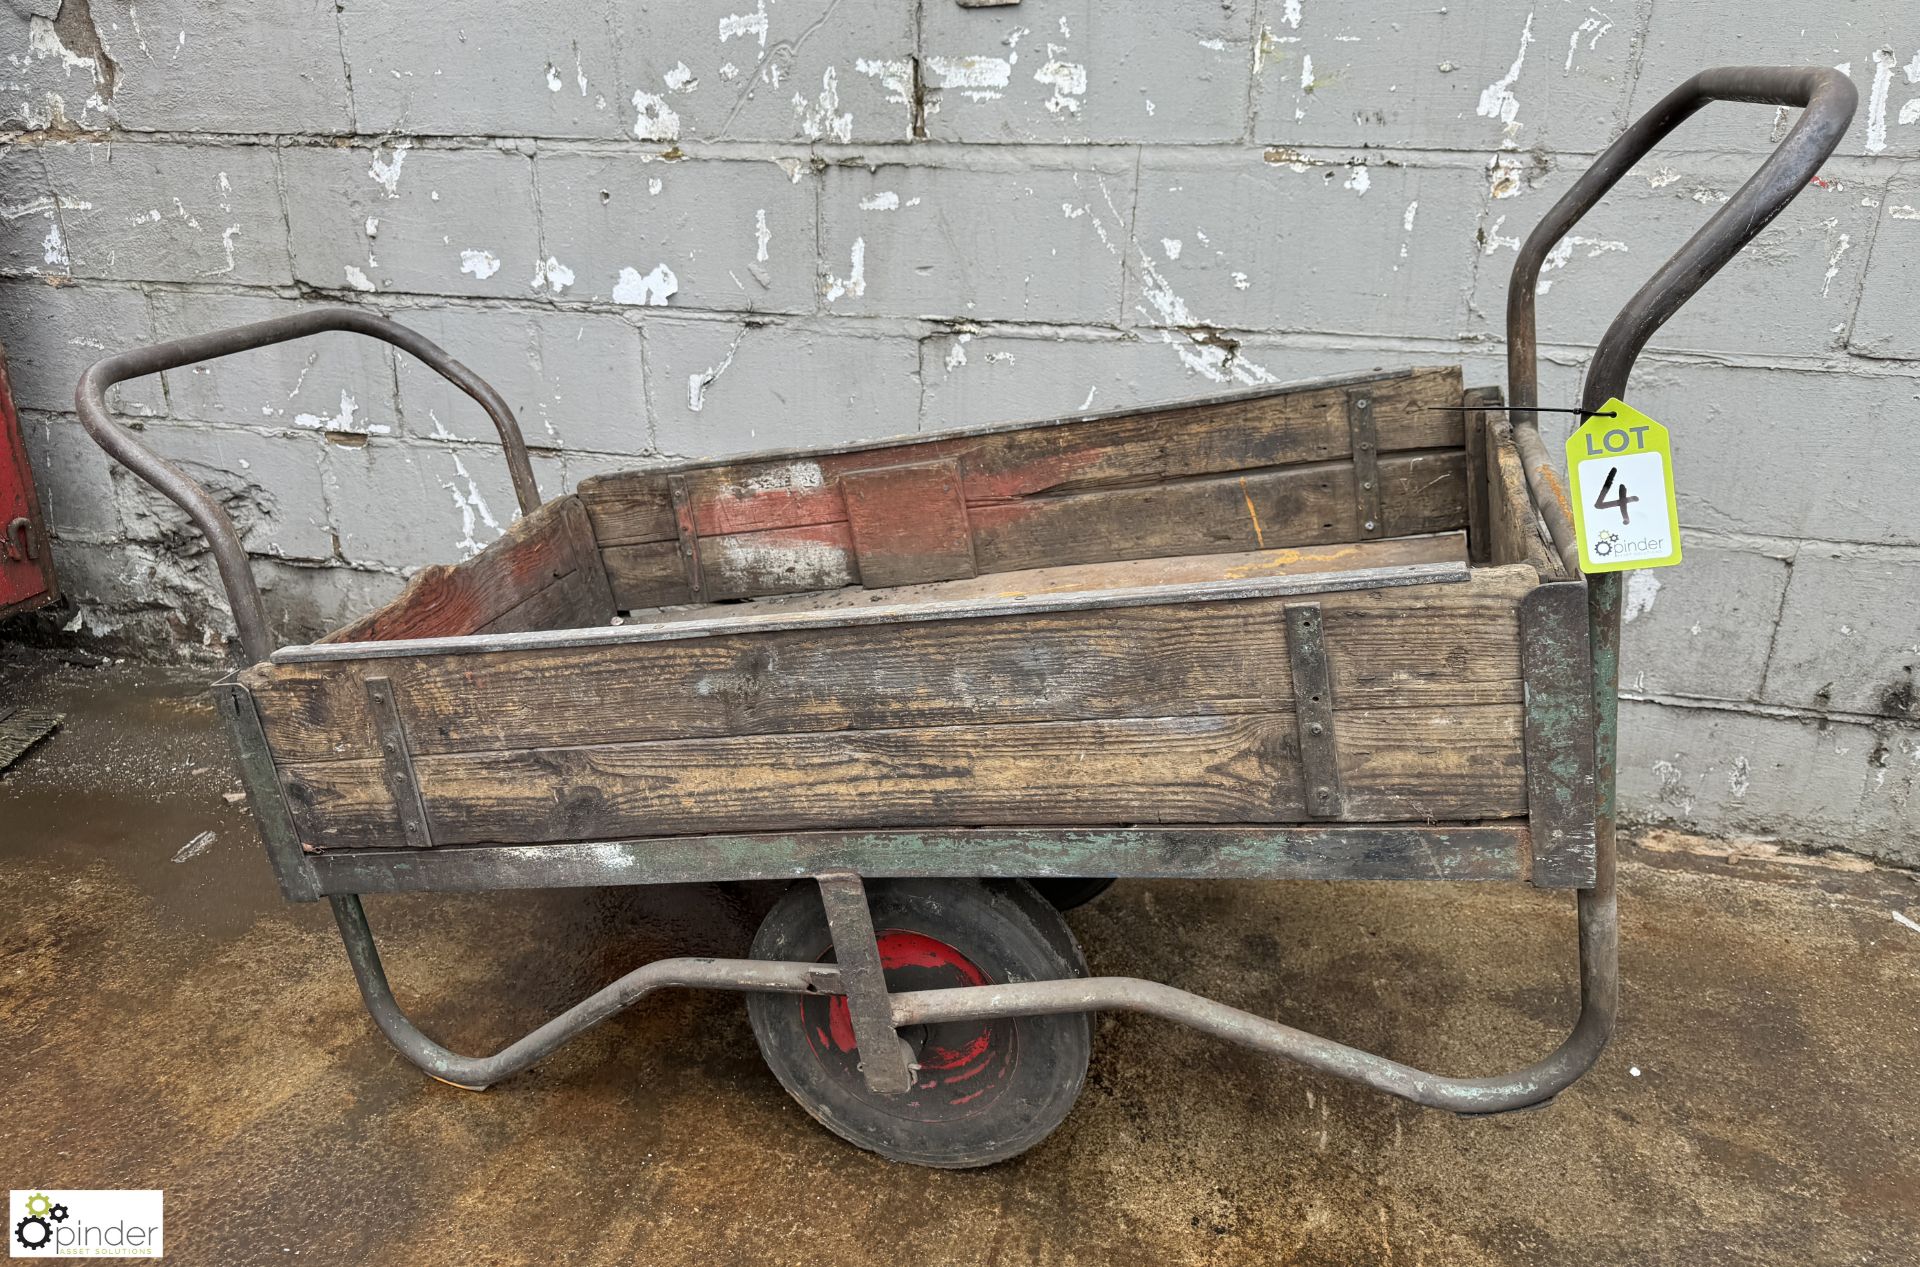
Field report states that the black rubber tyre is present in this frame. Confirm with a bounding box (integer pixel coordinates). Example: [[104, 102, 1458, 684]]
[[746, 878, 1092, 1169], [1030, 877, 1116, 910]]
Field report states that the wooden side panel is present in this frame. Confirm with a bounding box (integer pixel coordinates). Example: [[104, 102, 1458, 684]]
[[250, 562, 1534, 850], [968, 452, 1466, 574], [246, 560, 1530, 762], [279, 704, 1527, 849], [1463, 385, 1499, 566], [573, 367, 1467, 611], [323, 496, 611, 644], [601, 540, 693, 610], [1486, 422, 1566, 580], [579, 472, 675, 547]]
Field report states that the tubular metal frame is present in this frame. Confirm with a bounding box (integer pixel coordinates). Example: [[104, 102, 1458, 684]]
[[81, 67, 1854, 1120]]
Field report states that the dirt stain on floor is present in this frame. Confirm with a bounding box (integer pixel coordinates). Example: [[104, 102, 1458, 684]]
[[2, 652, 1917, 1265]]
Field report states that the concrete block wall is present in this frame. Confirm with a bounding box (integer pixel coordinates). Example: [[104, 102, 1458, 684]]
[[2, 0, 1915, 860]]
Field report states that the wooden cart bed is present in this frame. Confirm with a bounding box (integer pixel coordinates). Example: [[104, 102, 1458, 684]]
[[238, 365, 1590, 884]]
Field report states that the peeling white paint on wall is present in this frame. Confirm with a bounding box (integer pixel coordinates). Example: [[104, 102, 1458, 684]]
[[1865, 47, 1896, 153], [1282, 0, 1303, 29], [1535, 233, 1628, 293], [1821, 222, 1852, 297], [1161, 237, 1182, 259], [1344, 165, 1371, 194], [529, 256, 575, 292], [459, 248, 502, 280], [1728, 754, 1751, 797], [368, 145, 409, 198], [42, 222, 67, 269], [442, 449, 504, 558], [1564, 7, 1613, 72], [664, 61, 698, 92], [1624, 571, 1661, 622], [754, 208, 772, 261], [926, 55, 1013, 102], [1477, 11, 1535, 135], [822, 237, 866, 302], [26, 16, 100, 79], [719, 0, 770, 48], [632, 90, 681, 140], [855, 57, 914, 107], [795, 65, 853, 142], [343, 265, 376, 292], [860, 191, 902, 211], [688, 328, 748, 413], [612, 263, 679, 305], [293, 390, 385, 436]]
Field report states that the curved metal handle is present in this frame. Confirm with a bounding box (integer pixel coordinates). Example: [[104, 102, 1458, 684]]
[[1507, 66, 1857, 567], [74, 307, 542, 664], [5, 517, 33, 562]]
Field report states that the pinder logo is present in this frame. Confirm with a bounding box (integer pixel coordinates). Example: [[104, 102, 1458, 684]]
[[8, 1191, 162, 1258]]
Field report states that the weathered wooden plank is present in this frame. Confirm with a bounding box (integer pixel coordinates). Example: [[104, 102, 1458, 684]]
[[939, 365, 1464, 501], [322, 496, 596, 644], [575, 369, 1466, 608], [668, 368, 1465, 541], [279, 704, 1528, 850], [840, 460, 977, 587], [695, 521, 859, 600], [472, 568, 605, 636], [307, 825, 1535, 894], [1487, 423, 1565, 580], [1486, 420, 1528, 569], [966, 451, 1467, 575], [1463, 385, 1500, 566], [245, 558, 1530, 762], [577, 471, 675, 547], [601, 540, 694, 610], [561, 490, 616, 619], [644, 534, 1468, 619]]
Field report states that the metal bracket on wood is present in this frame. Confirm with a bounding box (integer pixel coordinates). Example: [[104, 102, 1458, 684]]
[[212, 679, 323, 902], [364, 676, 434, 850], [667, 473, 706, 603], [815, 871, 917, 1095], [1284, 602, 1345, 819], [1519, 581, 1600, 887], [1346, 388, 1384, 540]]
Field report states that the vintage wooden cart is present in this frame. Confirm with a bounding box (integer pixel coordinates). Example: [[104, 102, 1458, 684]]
[[78, 68, 1852, 1167]]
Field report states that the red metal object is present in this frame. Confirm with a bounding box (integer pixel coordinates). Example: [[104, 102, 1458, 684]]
[[0, 343, 58, 619], [806, 928, 1012, 1109]]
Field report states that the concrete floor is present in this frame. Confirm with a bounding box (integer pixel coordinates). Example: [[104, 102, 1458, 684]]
[[2, 649, 1917, 1267]]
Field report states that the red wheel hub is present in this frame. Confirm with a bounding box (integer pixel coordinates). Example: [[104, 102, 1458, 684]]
[[802, 929, 1017, 1118]]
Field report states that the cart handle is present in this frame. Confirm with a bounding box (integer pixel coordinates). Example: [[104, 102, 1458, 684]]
[[76, 307, 542, 665], [1506, 66, 1857, 570]]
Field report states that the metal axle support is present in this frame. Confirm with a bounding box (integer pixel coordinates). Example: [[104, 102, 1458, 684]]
[[328, 880, 1613, 1114]]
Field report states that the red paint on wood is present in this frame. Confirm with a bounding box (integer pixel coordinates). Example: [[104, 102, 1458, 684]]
[[840, 461, 977, 587]]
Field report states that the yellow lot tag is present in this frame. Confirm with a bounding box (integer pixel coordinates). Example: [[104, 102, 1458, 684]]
[[1565, 398, 1683, 573]]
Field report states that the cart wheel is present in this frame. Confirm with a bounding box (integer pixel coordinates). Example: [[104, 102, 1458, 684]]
[[747, 878, 1092, 1169], [1030, 877, 1115, 910]]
